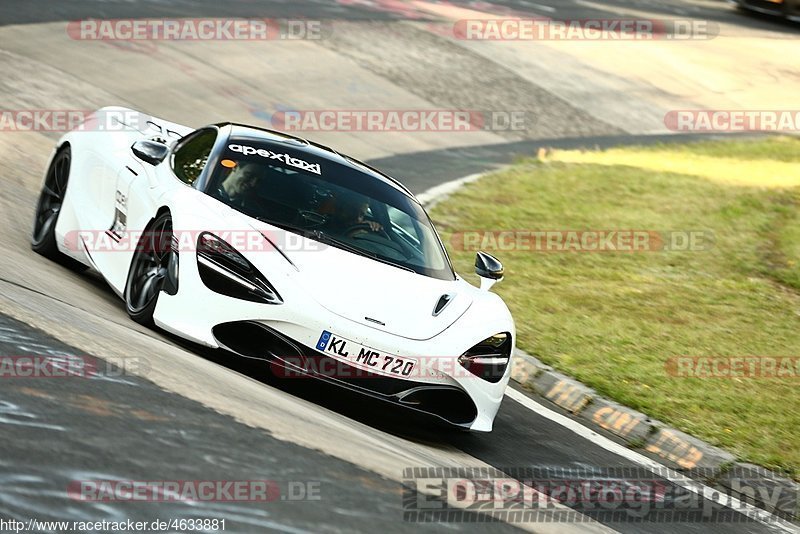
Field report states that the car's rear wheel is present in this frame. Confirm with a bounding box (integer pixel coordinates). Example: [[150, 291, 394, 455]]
[[124, 212, 177, 325], [31, 145, 87, 271]]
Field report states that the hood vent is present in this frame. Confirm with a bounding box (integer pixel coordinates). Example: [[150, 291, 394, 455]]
[[432, 294, 454, 317]]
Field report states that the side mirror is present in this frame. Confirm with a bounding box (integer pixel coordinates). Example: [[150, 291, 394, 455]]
[[131, 140, 169, 166], [475, 251, 504, 290]]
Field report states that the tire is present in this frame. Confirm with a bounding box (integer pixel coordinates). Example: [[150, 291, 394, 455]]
[[31, 145, 87, 272], [124, 212, 178, 325]]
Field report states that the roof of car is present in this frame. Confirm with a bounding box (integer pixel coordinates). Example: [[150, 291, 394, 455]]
[[221, 123, 414, 198]]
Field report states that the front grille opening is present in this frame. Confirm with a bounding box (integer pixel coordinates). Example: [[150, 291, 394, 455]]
[[398, 387, 478, 425], [213, 321, 303, 361]]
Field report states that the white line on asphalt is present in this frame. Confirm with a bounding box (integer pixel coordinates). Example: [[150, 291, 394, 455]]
[[417, 171, 489, 208], [505, 388, 799, 534]]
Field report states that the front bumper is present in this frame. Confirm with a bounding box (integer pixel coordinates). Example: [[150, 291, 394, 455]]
[[152, 243, 512, 431], [212, 321, 480, 427]]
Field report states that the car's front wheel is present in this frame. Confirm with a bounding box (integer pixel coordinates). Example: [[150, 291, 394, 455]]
[[31, 145, 86, 271], [124, 212, 178, 325]]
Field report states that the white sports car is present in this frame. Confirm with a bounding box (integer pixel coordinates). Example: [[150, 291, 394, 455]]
[[31, 106, 515, 431]]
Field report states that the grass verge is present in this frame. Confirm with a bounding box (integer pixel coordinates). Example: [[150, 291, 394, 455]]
[[430, 136, 800, 477]]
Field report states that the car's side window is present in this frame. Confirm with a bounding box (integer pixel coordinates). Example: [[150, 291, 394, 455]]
[[172, 128, 217, 185]]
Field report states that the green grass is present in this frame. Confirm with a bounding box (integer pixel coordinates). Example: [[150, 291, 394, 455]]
[[430, 136, 800, 478]]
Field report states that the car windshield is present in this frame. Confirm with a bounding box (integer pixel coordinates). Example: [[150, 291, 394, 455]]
[[204, 138, 455, 280]]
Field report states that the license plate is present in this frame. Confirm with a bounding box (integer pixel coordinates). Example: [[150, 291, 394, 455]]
[[315, 330, 415, 377]]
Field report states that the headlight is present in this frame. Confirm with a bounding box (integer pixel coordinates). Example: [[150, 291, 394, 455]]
[[196, 232, 282, 304], [458, 332, 512, 383]]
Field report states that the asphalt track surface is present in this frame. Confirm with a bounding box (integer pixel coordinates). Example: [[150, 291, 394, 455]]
[[0, 1, 798, 533]]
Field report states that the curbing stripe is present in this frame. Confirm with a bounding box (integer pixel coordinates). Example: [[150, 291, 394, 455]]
[[644, 427, 733, 470], [507, 346, 736, 470], [509, 349, 548, 384], [535, 372, 593, 414], [580, 398, 653, 443]]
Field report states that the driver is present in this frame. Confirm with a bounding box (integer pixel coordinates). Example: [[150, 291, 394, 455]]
[[216, 161, 260, 208], [330, 193, 383, 236]]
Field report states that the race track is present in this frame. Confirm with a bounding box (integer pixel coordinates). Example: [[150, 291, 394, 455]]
[[0, 1, 798, 532]]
